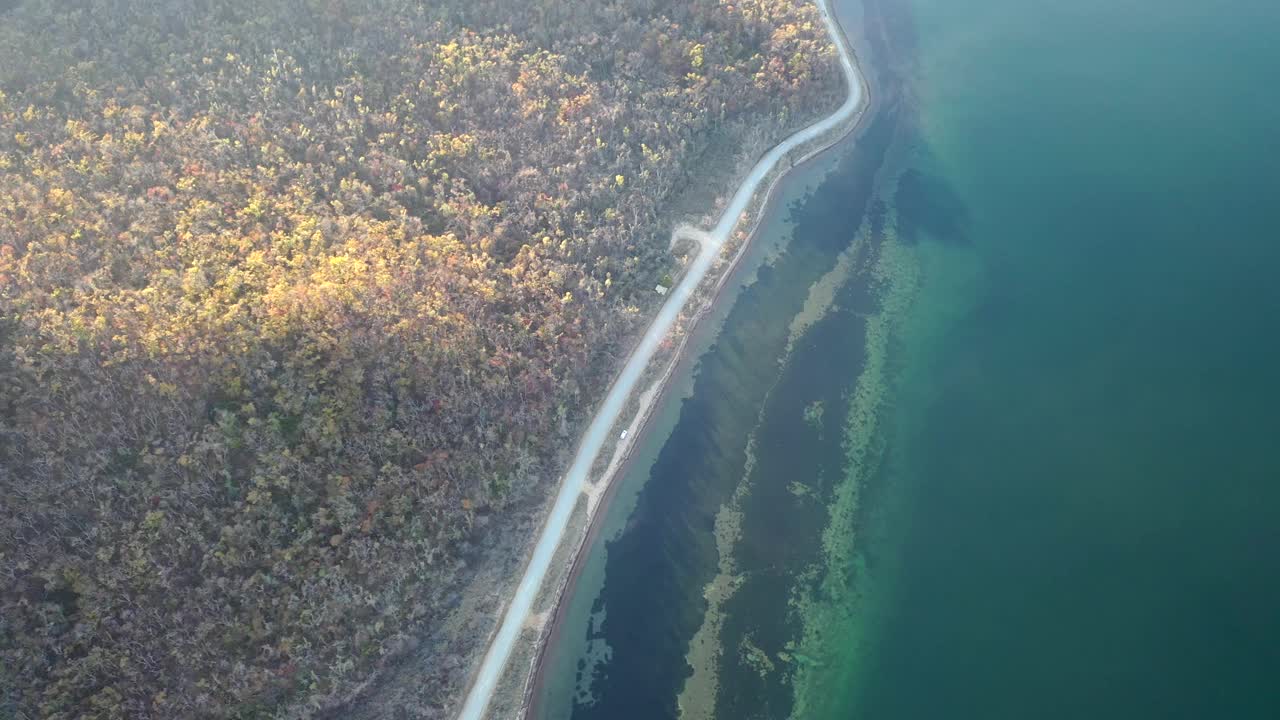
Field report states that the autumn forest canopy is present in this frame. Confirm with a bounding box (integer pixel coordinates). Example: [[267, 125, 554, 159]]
[[0, 0, 839, 716]]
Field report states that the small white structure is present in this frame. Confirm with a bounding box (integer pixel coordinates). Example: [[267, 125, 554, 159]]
[[655, 284, 669, 296], [619, 430, 629, 440]]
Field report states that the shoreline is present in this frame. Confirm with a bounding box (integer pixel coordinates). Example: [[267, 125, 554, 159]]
[[454, 2, 870, 717], [523, 60, 880, 719]]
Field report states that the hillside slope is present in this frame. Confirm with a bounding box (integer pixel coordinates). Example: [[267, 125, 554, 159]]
[[0, 0, 840, 716]]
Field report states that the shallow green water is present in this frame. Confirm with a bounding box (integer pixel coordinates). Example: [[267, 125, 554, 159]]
[[537, 0, 1280, 717]]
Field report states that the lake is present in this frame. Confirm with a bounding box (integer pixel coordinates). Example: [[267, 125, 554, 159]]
[[535, 0, 1280, 717]]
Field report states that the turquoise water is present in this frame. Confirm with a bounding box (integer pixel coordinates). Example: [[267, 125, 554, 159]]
[[849, 0, 1280, 716], [538, 0, 1280, 717]]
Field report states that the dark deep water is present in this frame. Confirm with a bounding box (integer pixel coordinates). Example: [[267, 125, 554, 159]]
[[538, 0, 1280, 717]]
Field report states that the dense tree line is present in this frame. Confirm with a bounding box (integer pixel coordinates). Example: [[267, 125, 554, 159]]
[[0, 0, 840, 716]]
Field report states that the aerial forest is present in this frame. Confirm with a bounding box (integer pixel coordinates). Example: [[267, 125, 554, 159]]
[[0, 0, 840, 716]]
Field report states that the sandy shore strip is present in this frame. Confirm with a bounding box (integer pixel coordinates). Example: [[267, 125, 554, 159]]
[[453, 2, 870, 718]]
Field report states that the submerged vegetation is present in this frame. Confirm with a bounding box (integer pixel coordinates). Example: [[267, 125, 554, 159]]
[[681, 217, 920, 720], [0, 0, 841, 716], [787, 224, 918, 719]]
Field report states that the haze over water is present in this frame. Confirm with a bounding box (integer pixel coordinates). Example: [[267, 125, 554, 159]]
[[854, 0, 1280, 716], [538, 0, 1280, 717]]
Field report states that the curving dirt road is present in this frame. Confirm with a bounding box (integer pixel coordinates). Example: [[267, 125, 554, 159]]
[[455, 2, 866, 717]]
